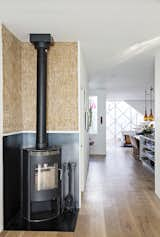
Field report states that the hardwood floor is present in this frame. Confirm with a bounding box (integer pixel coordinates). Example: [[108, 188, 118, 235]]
[[1, 147, 160, 237]]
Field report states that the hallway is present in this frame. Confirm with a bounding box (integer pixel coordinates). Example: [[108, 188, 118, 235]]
[[1, 147, 160, 237], [79, 147, 159, 237]]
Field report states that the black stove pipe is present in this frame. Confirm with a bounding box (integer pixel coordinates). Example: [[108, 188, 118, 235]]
[[30, 34, 53, 149], [36, 46, 47, 149]]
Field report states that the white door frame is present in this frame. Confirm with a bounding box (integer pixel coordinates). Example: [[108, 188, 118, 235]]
[[155, 53, 160, 198]]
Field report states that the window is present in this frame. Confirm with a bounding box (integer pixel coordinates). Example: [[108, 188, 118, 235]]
[[89, 96, 98, 134], [106, 101, 143, 143]]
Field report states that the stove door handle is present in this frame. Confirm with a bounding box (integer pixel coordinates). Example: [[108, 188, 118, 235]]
[[58, 168, 63, 181]]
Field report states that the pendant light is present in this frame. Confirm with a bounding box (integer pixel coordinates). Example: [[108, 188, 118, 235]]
[[148, 87, 154, 121], [144, 89, 148, 121]]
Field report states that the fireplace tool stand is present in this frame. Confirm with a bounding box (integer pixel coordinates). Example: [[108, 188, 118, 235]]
[[63, 162, 76, 213]]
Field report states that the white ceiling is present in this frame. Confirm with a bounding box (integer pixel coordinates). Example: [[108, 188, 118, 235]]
[[0, 0, 160, 99]]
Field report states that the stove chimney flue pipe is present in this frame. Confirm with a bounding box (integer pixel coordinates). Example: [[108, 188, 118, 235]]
[[30, 34, 53, 149]]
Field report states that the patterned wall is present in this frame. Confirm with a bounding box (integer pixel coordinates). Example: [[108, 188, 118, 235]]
[[21, 42, 78, 131], [3, 26, 79, 133], [2, 26, 22, 133]]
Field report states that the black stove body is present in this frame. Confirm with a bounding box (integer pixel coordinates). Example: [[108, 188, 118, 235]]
[[21, 34, 61, 222], [22, 147, 61, 222]]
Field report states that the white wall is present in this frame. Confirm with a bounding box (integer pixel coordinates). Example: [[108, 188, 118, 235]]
[[155, 53, 160, 198], [125, 100, 145, 115], [79, 44, 89, 192], [89, 90, 106, 155], [0, 24, 3, 231]]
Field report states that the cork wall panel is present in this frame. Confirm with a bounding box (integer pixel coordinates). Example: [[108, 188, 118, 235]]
[[47, 42, 78, 130], [2, 26, 22, 133], [3, 25, 78, 133], [21, 43, 36, 131], [21, 42, 78, 131]]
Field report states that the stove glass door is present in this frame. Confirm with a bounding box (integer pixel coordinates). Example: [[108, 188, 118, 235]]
[[35, 163, 58, 191]]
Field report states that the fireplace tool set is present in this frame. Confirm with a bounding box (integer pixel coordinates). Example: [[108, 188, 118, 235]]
[[62, 162, 77, 213]]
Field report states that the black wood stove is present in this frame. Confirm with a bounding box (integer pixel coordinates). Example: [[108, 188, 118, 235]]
[[21, 34, 61, 222]]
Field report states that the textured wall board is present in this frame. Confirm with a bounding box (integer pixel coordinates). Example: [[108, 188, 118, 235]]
[[3, 25, 78, 133], [2, 25, 22, 133], [21, 42, 78, 131], [21, 43, 36, 131]]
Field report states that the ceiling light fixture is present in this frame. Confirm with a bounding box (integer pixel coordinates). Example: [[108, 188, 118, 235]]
[[148, 87, 154, 121], [144, 89, 148, 121]]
